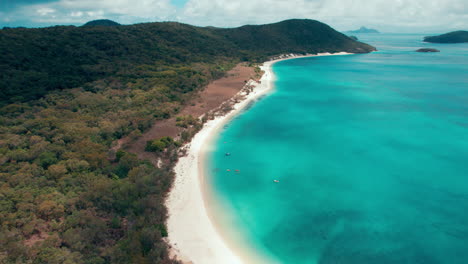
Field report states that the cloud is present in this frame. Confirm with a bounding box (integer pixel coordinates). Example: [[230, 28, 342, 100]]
[[181, 0, 319, 26], [2, 0, 468, 32], [8, 0, 177, 26], [70, 11, 84, 17], [2, 15, 11, 22], [179, 0, 468, 32], [58, 0, 176, 19], [36, 7, 56, 16]]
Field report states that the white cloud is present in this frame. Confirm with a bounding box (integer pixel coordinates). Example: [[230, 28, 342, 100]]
[[58, 0, 176, 19], [12, 0, 177, 25], [0, 11, 10, 22], [3, 0, 468, 32], [182, 0, 319, 26], [70, 11, 83, 17], [180, 0, 468, 32], [37, 7, 56, 16]]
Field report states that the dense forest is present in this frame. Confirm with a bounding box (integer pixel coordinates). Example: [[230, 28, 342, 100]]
[[0, 19, 375, 263], [0, 19, 375, 105]]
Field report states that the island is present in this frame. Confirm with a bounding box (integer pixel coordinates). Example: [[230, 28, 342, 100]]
[[346, 26, 380, 34], [416, 48, 440, 52], [424, 31, 468, 43]]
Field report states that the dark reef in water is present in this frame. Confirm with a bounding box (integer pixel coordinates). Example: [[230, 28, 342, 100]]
[[416, 48, 440, 52]]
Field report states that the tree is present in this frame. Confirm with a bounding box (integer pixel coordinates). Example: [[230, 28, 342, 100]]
[[36, 152, 58, 168], [37, 200, 64, 221], [46, 164, 67, 180], [145, 137, 174, 153]]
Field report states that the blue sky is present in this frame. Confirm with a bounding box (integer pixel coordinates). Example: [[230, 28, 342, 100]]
[[1, 0, 467, 32], [171, 0, 188, 8]]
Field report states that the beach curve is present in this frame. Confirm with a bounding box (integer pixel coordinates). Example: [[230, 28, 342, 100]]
[[166, 52, 352, 264]]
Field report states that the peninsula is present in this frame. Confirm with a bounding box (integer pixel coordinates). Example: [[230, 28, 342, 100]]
[[424, 30, 468, 43], [0, 19, 375, 263]]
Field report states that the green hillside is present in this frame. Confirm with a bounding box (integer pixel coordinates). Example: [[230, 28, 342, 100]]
[[220, 19, 375, 57], [424, 30, 468, 43], [0, 19, 375, 105]]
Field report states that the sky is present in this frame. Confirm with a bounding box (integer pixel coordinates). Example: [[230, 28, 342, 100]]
[[1, 0, 467, 33]]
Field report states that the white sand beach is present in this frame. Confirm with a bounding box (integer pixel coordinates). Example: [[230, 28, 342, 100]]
[[166, 52, 352, 264]]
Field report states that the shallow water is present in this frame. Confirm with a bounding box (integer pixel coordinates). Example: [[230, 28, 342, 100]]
[[208, 34, 468, 264]]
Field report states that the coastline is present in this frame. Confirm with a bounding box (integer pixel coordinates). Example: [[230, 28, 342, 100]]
[[166, 52, 352, 264]]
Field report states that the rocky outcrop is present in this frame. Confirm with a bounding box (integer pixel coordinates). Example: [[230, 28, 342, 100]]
[[416, 48, 440, 52]]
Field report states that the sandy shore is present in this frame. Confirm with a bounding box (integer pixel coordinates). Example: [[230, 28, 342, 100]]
[[123, 64, 256, 166], [166, 52, 352, 264]]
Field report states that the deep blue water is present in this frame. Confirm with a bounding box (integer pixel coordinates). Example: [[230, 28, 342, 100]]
[[208, 34, 468, 264]]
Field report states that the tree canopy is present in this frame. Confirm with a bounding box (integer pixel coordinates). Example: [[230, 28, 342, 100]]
[[0, 19, 375, 105]]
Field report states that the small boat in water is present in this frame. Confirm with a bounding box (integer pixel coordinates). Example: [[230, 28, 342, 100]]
[[225, 153, 231, 156], [274, 180, 280, 183]]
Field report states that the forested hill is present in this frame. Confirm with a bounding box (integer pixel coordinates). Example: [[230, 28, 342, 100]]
[[218, 19, 375, 57], [424, 30, 468, 43], [0, 19, 375, 105]]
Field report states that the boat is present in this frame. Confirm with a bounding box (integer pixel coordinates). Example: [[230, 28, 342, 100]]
[[274, 180, 280, 183], [225, 153, 231, 156]]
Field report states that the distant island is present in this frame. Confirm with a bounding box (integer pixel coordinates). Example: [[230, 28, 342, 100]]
[[346, 26, 380, 34], [416, 48, 440, 52], [83, 19, 121, 27], [424, 30, 468, 43]]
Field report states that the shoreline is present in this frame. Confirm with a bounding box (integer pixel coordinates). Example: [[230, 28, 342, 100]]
[[166, 52, 352, 264]]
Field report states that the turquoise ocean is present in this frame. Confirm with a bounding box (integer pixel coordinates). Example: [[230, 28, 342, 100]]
[[207, 34, 468, 263]]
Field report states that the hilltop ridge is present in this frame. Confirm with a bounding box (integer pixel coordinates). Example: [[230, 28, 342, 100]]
[[82, 19, 121, 27], [0, 19, 375, 104]]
